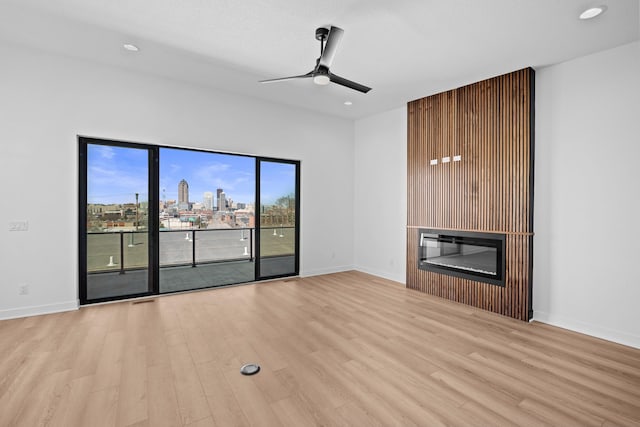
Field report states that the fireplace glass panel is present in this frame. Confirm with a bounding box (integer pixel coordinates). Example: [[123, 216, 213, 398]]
[[418, 230, 505, 286], [423, 239, 497, 276]]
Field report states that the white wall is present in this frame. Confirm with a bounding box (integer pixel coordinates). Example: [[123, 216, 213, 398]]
[[0, 41, 354, 319], [354, 106, 407, 284], [534, 41, 640, 348]]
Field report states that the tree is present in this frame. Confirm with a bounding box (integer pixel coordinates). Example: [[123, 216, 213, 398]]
[[275, 193, 295, 209], [274, 193, 295, 225]]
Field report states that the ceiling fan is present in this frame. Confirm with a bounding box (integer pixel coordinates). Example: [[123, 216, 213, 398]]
[[259, 26, 371, 94]]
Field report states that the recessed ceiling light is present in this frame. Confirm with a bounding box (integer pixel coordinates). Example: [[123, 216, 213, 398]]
[[344, 101, 353, 106], [579, 6, 607, 20], [123, 43, 139, 52]]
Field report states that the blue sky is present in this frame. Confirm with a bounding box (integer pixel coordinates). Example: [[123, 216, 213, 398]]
[[87, 145, 148, 204], [259, 160, 296, 206], [87, 144, 295, 206]]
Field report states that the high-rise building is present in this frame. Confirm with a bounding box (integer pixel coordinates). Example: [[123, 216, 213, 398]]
[[219, 191, 226, 212], [203, 192, 213, 210], [178, 179, 189, 204], [216, 188, 223, 210]]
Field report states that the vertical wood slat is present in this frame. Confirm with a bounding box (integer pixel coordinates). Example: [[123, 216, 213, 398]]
[[406, 68, 534, 321]]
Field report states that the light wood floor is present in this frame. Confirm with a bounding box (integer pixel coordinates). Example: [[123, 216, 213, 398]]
[[1, 271, 639, 426]]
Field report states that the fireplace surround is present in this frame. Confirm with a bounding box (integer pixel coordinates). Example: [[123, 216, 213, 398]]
[[406, 68, 534, 321]]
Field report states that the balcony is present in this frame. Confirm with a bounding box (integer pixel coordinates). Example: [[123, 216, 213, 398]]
[[86, 226, 295, 300]]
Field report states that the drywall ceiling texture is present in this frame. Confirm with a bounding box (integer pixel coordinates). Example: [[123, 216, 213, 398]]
[[0, 0, 637, 119], [534, 41, 640, 348], [354, 106, 407, 283], [0, 40, 355, 319]]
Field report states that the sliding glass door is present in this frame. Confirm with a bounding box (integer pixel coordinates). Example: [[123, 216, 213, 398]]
[[80, 141, 156, 303], [79, 138, 299, 304], [158, 148, 256, 292], [257, 159, 299, 279]]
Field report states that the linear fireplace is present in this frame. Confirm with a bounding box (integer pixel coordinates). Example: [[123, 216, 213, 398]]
[[418, 229, 505, 286]]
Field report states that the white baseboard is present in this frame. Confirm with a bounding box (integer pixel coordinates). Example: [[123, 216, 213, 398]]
[[353, 265, 406, 285], [300, 265, 354, 278], [533, 311, 640, 349], [0, 301, 78, 321]]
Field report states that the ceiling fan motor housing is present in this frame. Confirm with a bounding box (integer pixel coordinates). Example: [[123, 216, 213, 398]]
[[315, 27, 329, 41], [315, 65, 329, 75]]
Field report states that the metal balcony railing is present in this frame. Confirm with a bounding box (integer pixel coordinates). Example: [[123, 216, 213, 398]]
[[87, 226, 295, 274]]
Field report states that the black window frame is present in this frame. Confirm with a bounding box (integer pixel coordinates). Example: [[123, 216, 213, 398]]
[[79, 136, 300, 305], [255, 158, 301, 281]]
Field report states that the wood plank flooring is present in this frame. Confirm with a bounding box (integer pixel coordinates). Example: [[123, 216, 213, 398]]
[[1, 271, 639, 426]]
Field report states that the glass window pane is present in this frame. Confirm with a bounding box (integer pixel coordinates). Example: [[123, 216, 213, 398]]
[[85, 144, 150, 300], [259, 161, 297, 278]]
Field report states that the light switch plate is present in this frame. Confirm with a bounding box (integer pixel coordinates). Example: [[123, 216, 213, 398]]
[[8, 221, 28, 231]]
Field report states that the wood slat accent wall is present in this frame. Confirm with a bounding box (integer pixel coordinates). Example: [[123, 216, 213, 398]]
[[407, 68, 534, 321]]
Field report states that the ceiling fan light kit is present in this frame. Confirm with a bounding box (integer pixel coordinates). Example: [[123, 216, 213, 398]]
[[313, 74, 330, 85], [260, 26, 371, 94]]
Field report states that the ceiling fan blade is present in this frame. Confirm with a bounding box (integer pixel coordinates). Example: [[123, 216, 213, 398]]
[[329, 73, 371, 93], [259, 71, 313, 84], [319, 26, 344, 68]]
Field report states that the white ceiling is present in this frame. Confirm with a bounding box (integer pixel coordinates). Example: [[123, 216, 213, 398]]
[[1, 0, 638, 119]]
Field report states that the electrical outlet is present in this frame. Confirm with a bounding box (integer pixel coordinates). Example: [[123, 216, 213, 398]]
[[9, 221, 29, 231], [18, 284, 29, 295]]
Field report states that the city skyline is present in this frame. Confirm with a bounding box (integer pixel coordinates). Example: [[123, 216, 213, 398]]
[[87, 145, 295, 206], [160, 148, 256, 207]]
